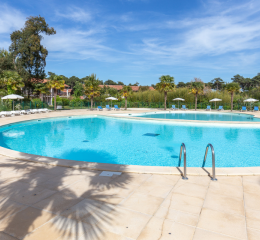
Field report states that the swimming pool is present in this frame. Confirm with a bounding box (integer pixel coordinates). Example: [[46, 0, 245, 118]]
[[1, 116, 260, 168], [132, 111, 260, 122]]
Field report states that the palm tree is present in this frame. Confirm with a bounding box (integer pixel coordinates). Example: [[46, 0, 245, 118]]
[[225, 82, 240, 111], [189, 81, 204, 110], [120, 86, 132, 110], [84, 74, 101, 109], [33, 82, 50, 101], [1, 70, 24, 94], [155, 75, 175, 110], [46, 75, 65, 111]]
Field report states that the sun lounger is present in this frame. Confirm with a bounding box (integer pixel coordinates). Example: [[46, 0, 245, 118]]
[[106, 105, 111, 111], [97, 106, 103, 111], [206, 105, 211, 111], [171, 105, 177, 110], [114, 105, 120, 110], [43, 108, 51, 112], [254, 106, 259, 111], [21, 110, 31, 115], [3, 111, 12, 117], [218, 106, 223, 111], [0, 111, 6, 117], [57, 105, 62, 110], [181, 105, 188, 110], [241, 106, 247, 112], [30, 109, 39, 114], [39, 108, 48, 113]]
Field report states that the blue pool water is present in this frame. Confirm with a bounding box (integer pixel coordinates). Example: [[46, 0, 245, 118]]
[[0, 116, 260, 167], [134, 112, 260, 122]]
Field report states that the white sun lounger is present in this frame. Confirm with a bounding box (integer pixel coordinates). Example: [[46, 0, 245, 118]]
[[21, 110, 31, 115], [0, 111, 6, 117]]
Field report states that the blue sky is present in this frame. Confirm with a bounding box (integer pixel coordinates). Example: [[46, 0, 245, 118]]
[[0, 0, 260, 85]]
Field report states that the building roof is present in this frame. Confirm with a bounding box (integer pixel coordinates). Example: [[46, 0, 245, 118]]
[[99, 85, 154, 91]]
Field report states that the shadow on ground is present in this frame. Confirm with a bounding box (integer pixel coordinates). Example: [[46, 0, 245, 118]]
[[0, 154, 132, 239]]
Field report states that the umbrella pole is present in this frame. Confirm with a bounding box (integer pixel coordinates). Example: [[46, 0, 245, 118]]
[[13, 100, 14, 111], [215, 102, 216, 110]]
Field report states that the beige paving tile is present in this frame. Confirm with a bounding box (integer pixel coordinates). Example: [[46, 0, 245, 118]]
[[23, 216, 82, 240], [247, 228, 260, 240], [208, 181, 243, 199], [33, 191, 84, 214], [197, 208, 247, 239], [204, 192, 244, 216], [38, 174, 85, 191], [162, 192, 204, 215], [137, 217, 195, 240], [193, 228, 240, 240], [101, 206, 151, 239], [144, 174, 180, 186], [0, 232, 18, 240], [243, 181, 260, 197], [213, 176, 242, 186], [246, 209, 260, 230], [244, 192, 260, 211], [60, 198, 115, 225], [136, 181, 173, 198], [0, 198, 26, 221], [121, 192, 164, 215], [243, 176, 260, 184], [97, 232, 133, 240], [0, 207, 56, 239], [9, 187, 56, 205], [182, 175, 210, 187], [154, 207, 199, 226], [173, 181, 208, 199]]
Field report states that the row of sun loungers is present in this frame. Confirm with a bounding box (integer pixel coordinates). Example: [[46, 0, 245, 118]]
[[0, 108, 51, 117], [171, 105, 259, 111], [97, 105, 121, 111]]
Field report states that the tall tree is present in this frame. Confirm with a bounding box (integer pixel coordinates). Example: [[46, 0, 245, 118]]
[[177, 82, 186, 88], [46, 75, 65, 111], [120, 85, 132, 110], [73, 81, 84, 97], [189, 81, 204, 110], [155, 75, 175, 110], [225, 82, 240, 111], [84, 74, 101, 109], [9, 16, 56, 96], [231, 74, 245, 90], [104, 79, 117, 85], [210, 77, 224, 90]]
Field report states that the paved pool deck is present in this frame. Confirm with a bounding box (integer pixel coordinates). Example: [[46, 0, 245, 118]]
[[0, 109, 260, 240]]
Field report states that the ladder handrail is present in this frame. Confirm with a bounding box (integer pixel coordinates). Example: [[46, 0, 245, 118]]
[[179, 143, 188, 180], [202, 143, 217, 181]]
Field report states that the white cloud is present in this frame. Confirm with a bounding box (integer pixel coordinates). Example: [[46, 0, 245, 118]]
[[56, 7, 92, 23], [128, 0, 260, 69], [0, 5, 25, 34]]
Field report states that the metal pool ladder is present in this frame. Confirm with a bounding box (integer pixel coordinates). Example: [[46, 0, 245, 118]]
[[202, 144, 217, 181], [179, 143, 188, 180]]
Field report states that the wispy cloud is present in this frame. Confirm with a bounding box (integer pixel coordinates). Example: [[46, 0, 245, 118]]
[[128, 0, 260, 70], [56, 7, 92, 23], [0, 5, 25, 34]]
